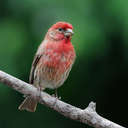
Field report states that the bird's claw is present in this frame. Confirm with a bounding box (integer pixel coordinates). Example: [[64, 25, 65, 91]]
[[52, 94, 61, 100]]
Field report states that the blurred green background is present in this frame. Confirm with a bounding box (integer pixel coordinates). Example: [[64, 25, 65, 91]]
[[0, 0, 128, 128]]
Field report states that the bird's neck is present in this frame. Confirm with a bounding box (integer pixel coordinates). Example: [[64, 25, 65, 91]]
[[41, 38, 74, 54]]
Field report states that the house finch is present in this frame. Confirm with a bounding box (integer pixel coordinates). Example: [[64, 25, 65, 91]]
[[18, 21, 76, 112]]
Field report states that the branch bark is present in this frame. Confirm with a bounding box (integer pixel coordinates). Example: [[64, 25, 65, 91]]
[[0, 70, 125, 128]]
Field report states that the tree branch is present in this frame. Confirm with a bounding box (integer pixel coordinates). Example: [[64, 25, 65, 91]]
[[0, 70, 125, 128]]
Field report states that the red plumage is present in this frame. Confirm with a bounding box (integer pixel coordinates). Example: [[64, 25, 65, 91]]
[[18, 21, 76, 112]]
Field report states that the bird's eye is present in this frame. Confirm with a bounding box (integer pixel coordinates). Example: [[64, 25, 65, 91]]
[[58, 28, 63, 31]]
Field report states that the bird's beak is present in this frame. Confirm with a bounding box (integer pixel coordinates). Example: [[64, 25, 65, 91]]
[[64, 29, 74, 37]]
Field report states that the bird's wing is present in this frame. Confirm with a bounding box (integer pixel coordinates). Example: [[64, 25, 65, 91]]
[[29, 54, 42, 84]]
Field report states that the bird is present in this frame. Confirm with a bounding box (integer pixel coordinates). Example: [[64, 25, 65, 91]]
[[18, 21, 76, 112]]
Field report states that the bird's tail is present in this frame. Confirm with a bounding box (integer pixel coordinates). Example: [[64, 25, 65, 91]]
[[18, 96, 37, 112]]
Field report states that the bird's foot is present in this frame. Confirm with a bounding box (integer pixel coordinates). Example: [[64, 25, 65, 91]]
[[36, 86, 43, 101], [52, 94, 61, 100]]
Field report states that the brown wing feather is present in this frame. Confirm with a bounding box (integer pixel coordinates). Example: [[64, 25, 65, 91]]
[[29, 54, 42, 84]]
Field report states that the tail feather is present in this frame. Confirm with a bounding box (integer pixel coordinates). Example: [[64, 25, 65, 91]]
[[18, 97, 37, 112]]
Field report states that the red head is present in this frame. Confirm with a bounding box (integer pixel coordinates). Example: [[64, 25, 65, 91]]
[[46, 22, 74, 41]]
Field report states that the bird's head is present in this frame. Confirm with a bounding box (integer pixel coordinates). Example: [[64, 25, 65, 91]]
[[46, 22, 74, 41]]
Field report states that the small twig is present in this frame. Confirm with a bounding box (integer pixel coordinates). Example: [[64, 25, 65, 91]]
[[0, 70, 125, 128]]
